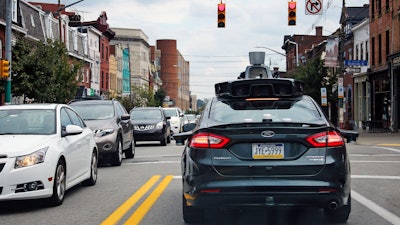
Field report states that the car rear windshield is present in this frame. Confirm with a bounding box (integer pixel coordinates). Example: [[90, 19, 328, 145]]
[[131, 109, 162, 119], [163, 109, 178, 117], [210, 97, 324, 124], [71, 104, 114, 120]]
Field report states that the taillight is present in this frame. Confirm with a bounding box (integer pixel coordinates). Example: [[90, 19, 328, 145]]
[[306, 131, 345, 147], [190, 132, 230, 148]]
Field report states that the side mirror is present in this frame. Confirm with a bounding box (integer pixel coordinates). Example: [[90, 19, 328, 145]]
[[182, 123, 196, 132]]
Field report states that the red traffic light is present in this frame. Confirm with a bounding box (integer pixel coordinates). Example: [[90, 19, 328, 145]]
[[218, 3, 226, 28], [288, 1, 296, 26]]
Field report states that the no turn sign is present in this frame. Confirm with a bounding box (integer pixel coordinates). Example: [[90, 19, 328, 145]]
[[306, 0, 323, 15]]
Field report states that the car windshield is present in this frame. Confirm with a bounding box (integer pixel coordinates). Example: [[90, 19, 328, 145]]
[[72, 104, 114, 120], [210, 98, 324, 124], [0, 109, 56, 135], [163, 109, 178, 117], [131, 109, 162, 119]]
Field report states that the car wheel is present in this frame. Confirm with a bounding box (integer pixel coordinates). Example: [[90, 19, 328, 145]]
[[125, 141, 135, 159], [110, 137, 123, 166], [167, 134, 171, 144], [160, 133, 167, 146], [82, 151, 98, 186], [324, 195, 351, 223], [182, 194, 205, 224], [48, 159, 66, 206]]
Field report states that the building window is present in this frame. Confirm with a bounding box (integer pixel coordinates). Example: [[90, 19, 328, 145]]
[[12, 0, 17, 22], [30, 14, 35, 27], [378, 34, 382, 64], [385, 30, 390, 56], [371, 0, 375, 19], [101, 43, 104, 59], [385, 0, 389, 12], [371, 38, 375, 66], [377, 0, 382, 16], [365, 41, 369, 63], [355, 45, 359, 60], [360, 43, 364, 61]]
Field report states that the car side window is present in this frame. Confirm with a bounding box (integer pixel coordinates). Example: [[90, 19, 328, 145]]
[[60, 108, 72, 128], [115, 102, 125, 117], [66, 108, 85, 128]]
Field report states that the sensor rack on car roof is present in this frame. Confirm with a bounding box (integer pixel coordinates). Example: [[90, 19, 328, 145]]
[[215, 78, 304, 98]]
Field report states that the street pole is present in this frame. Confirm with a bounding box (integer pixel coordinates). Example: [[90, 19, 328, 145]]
[[4, 0, 12, 104], [284, 40, 299, 66]]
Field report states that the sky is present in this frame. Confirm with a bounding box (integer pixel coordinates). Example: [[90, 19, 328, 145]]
[[35, 0, 369, 100]]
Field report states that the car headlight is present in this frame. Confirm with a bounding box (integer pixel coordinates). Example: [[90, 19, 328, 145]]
[[15, 147, 48, 169], [156, 122, 163, 129], [94, 129, 115, 137]]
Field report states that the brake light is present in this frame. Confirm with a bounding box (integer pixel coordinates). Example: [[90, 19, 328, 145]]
[[306, 131, 345, 147], [190, 132, 230, 148]]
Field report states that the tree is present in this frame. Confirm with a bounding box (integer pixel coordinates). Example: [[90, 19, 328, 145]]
[[11, 38, 82, 103]]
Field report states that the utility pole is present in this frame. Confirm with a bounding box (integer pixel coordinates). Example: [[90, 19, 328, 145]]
[[338, 0, 346, 128], [4, 0, 12, 104]]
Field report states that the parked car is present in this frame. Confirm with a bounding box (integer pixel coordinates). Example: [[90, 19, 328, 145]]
[[130, 107, 171, 146], [0, 104, 98, 206], [175, 78, 351, 224], [69, 99, 135, 166], [163, 107, 184, 134]]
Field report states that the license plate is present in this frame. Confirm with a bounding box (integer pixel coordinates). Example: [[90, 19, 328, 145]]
[[252, 143, 284, 159]]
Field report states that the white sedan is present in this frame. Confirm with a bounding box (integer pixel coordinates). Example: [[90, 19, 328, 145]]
[[0, 104, 98, 206]]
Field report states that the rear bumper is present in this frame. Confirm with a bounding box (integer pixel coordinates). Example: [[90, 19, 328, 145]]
[[183, 178, 350, 209]]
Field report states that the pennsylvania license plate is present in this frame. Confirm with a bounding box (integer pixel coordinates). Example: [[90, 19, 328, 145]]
[[252, 143, 284, 159]]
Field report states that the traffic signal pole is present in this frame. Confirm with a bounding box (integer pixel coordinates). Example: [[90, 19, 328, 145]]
[[4, 0, 12, 104]]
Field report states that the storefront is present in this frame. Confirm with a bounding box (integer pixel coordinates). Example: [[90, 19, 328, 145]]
[[389, 53, 400, 132]]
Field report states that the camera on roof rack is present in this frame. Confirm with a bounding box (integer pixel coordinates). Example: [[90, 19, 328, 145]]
[[238, 52, 274, 79]]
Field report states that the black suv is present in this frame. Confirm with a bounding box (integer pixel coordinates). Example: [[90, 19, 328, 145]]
[[130, 107, 171, 146], [69, 99, 135, 166], [175, 78, 351, 224]]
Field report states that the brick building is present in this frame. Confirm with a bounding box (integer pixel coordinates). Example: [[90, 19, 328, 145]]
[[369, 0, 400, 131], [157, 39, 190, 111]]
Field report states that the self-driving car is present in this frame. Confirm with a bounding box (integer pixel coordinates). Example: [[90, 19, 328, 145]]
[[175, 78, 351, 224]]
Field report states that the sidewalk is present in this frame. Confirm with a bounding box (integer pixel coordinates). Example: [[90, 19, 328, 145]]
[[355, 131, 400, 146]]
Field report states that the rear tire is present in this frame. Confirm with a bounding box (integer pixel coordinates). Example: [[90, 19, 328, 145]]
[[48, 160, 66, 206], [160, 133, 167, 146], [324, 195, 351, 223], [110, 137, 123, 166], [182, 194, 205, 224]]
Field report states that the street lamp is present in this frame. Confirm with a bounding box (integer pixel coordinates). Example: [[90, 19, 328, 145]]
[[254, 46, 286, 57], [285, 40, 299, 66]]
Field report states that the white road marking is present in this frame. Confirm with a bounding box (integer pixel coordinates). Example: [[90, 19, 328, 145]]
[[351, 175, 400, 180], [375, 147, 400, 153], [351, 190, 400, 225]]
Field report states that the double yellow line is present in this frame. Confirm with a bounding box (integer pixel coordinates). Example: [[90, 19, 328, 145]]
[[100, 175, 174, 225]]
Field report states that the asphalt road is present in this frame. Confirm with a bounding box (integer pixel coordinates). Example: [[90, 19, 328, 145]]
[[0, 141, 399, 225]]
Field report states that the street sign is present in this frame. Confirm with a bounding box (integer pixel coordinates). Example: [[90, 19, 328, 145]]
[[305, 0, 322, 15], [345, 67, 361, 73], [344, 60, 368, 66]]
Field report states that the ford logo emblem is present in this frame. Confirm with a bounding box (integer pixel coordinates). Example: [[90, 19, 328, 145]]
[[261, 131, 275, 137]]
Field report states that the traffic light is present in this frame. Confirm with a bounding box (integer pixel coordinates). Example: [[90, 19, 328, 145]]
[[1, 59, 10, 78], [217, 3, 226, 28], [288, 1, 296, 26]]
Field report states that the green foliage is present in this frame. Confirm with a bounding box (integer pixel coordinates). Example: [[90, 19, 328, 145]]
[[154, 88, 166, 107], [294, 57, 337, 105], [11, 39, 82, 103]]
